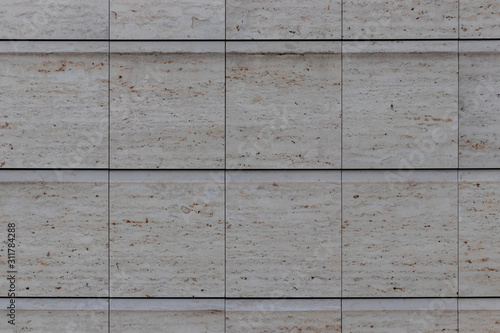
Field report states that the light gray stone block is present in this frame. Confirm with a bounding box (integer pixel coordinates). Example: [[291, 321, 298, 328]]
[[459, 41, 500, 168], [342, 171, 458, 297], [343, 299, 458, 332], [0, 42, 108, 169], [0, 299, 108, 332], [226, 0, 341, 39], [343, 0, 458, 39], [226, 299, 341, 332], [109, 171, 224, 297], [226, 42, 341, 169], [459, 171, 500, 296], [110, 42, 225, 169], [110, 299, 224, 333], [0, 0, 108, 39], [459, 299, 500, 332], [226, 171, 342, 297], [110, 0, 224, 39], [343, 41, 458, 169], [460, 0, 500, 38], [0, 171, 108, 297]]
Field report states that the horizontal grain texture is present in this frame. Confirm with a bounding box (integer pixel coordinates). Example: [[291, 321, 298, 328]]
[[459, 171, 500, 296], [110, 50, 225, 169], [343, 0, 458, 39], [460, 0, 500, 38], [110, 172, 224, 297], [0, 50, 108, 168], [110, 299, 224, 333], [343, 45, 458, 169], [227, 47, 341, 169], [226, 300, 341, 333], [226, 171, 341, 297], [110, 0, 224, 39], [459, 46, 500, 168], [342, 171, 458, 297], [226, 0, 341, 39], [0, 0, 108, 39], [0, 172, 108, 296]]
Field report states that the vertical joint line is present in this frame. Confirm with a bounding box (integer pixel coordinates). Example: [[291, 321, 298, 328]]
[[107, 0, 111, 331], [224, 0, 227, 331]]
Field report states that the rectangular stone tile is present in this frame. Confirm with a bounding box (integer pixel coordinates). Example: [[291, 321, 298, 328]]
[[110, 171, 224, 297], [342, 171, 458, 297], [226, 0, 341, 39], [460, 0, 500, 38], [459, 171, 500, 296], [0, 0, 108, 39], [226, 171, 341, 297], [110, 42, 225, 169], [343, 41, 458, 169], [0, 42, 108, 169], [459, 299, 500, 332], [343, 0, 458, 39], [110, 0, 224, 39], [110, 299, 224, 332], [343, 299, 458, 332], [226, 299, 341, 332], [459, 41, 500, 168], [0, 298, 108, 332], [0, 171, 108, 297], [227, 42, 341, 169]]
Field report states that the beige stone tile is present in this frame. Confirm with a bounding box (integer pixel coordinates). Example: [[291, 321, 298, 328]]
[[343, 0, 458, 39], [226, 0, 341, 39], [110, 299, 224, 333], [459, 171, 500, 296], [110, 42, 225, 169], [0, 171, 108, 297], [0, 299, 108, 332], [343, 41, 458, 169], [0, 0, 108, 39], [459, 42, 500, 168], [460, 0, 500, 38], [226, 299, 341, 332], [342, 171, 458, 297], [343, 299, 458, 332], [110, 0, 224, 39], [459, 299, 500, 332], [0, 42, 108, 169], [226, 42, 341, 169], [226, 171, 341, 297], [110, 171, 224, 297]]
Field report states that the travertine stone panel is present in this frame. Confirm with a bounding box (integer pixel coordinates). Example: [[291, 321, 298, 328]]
[[459, 299, 500, 332], [343, 299, 458, 332], [342, 171, 458, 297], [459, 171, 500, 296], [343, 41, 458, 169], [459, 42, 500, 168], [226, 171, 341, 297], [0, 42, 108, 169], [226, 0, 341, 39], [110, 42, 225, 169], [0, 299, 108, 332], [110, 171, 224, 297], [227, 42, 341, 169], [0, 171, 108, 297], [226, 299, 341, 332], [460, 0, 500, 38], [0, 0, 108, 39], [110, 0, 224, 39], [110, 299, 224, 332], [343, 0, 458, 39]]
